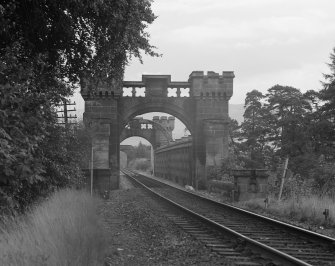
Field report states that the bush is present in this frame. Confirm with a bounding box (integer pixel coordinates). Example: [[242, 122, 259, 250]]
[[0, 189, 106, 266], [238, 195, 335, 226], [309, 163, 335, 197], [129, 158, 152, 172], [280, 175, 314, 200]]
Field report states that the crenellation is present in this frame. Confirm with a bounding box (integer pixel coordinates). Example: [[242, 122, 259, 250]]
[[153, 116, 159, 122], [167, 116, 175, 131], [207, 71, 220, 77], [189, 71, 204, 78], [160, 116, 167, 124]]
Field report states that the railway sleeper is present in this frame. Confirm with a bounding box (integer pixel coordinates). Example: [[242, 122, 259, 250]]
[[232, 262, 262, 266], [215, 250, 242, 256], [206, 244, 234, 248], [293, 253, 335, 259], [203, 241, 230, 246], [278, 247, 333, 253]]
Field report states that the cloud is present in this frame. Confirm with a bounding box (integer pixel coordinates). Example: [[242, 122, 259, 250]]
[[155, 12, 335, 47], [231, 62, 330, 104], [125, 0, 335, 104], [150, 0, 335, 44], [154, 0, 284, 15]]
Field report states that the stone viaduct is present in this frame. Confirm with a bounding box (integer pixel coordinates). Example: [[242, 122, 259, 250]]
[[81, 71, 234, 190]]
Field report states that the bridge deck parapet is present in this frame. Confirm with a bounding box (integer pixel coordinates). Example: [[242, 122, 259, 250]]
[[154, 137, 193, 186]]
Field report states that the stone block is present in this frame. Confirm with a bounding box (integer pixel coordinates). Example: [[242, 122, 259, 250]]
[[82, 169, 118, 193], [231, 169, 269, 201]]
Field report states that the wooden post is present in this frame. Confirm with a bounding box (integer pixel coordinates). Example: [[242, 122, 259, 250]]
[[90, 144, 94, 196], [278, 157, 289, 201], [63, 100, 68, 127], [151, 145, 154, 176]]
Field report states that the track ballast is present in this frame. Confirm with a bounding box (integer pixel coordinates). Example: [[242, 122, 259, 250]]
[[122, 169, 335, 266]]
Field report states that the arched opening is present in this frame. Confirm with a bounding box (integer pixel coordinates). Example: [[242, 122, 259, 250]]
[[119, 103, 194, 136], [121, 112, 191, 143], [120, 112, 193, 183], [120, 137, 153, 174]]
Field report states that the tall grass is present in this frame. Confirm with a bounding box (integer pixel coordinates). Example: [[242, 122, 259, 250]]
[[0, 189, 106, 266], [238, 195, 335, 226]]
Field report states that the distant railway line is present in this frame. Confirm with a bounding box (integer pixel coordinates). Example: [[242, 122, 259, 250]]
[[122, 169, 335, 266]]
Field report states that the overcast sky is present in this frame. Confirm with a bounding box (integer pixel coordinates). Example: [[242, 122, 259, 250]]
[[124, 0, 335, 104]]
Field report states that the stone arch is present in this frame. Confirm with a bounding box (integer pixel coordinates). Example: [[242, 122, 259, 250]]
[[121, 134, 154, 147], [120, 136, 154, 172], [120, 118, 173, 149], [119, 102, 194, 135]]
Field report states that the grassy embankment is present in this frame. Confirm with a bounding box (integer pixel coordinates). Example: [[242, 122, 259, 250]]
[[0, 189, 106, 266], [237, 196, 335, 226]]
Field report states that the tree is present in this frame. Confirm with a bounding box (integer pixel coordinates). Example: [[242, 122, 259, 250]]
[[265, 85, 311, 156], [135, 141, 150, 159], [0, 0, 159, 85], [264, 85, 323, 176], [228, 118, 240, 155], [316, 46, 335, 158], [321, 46, 335, 118], [240, 90, 270, 168], [224, 117, 245, 170], [0, 0, 158, 212], [303, 90, 332, 156]]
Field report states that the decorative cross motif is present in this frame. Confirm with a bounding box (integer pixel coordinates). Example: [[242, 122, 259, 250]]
[[167, 87, 177, 97], [135, 87, 145, 97], [123, 87, 132, 97], [180, 88, 190, 97]]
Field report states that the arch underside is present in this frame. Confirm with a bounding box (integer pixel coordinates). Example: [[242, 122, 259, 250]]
[[118, 98, 194, 134], [120, 133, 154, 147], [120, 118, 173, 147]]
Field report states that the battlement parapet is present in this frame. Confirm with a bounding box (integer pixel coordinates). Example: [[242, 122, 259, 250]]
[[188, 71, 234, 99], [81, 72, 234, 100], [154, 116, 175, 131]]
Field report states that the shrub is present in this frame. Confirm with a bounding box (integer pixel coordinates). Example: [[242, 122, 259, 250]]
[[309, 163, 335, 197]]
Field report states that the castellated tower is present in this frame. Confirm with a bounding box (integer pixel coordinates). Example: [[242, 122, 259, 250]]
[[153, 116, 175, 147], [188, 71, 234, 180]]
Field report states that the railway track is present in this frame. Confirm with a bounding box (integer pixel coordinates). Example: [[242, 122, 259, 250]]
[[121, 169, 335, 266]]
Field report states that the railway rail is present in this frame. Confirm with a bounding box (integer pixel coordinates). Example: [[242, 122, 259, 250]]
[[121, 169, 335, 266]]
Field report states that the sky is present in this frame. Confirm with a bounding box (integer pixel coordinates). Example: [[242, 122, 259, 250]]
[[124, 0, 335, 103], [74, 0, 335, 144]]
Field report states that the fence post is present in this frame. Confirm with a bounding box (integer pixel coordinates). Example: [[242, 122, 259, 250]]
[[90, 144, 94, 196], [278, 156, 289, 201]]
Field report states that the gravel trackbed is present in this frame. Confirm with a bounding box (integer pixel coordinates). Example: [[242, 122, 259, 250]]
[[99, 174, 231, 266]]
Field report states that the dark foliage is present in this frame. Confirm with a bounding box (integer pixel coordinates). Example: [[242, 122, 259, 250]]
[[0, 0, 157, 213], [230, 46, 335, 195], [0, 0, 159, 84]]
